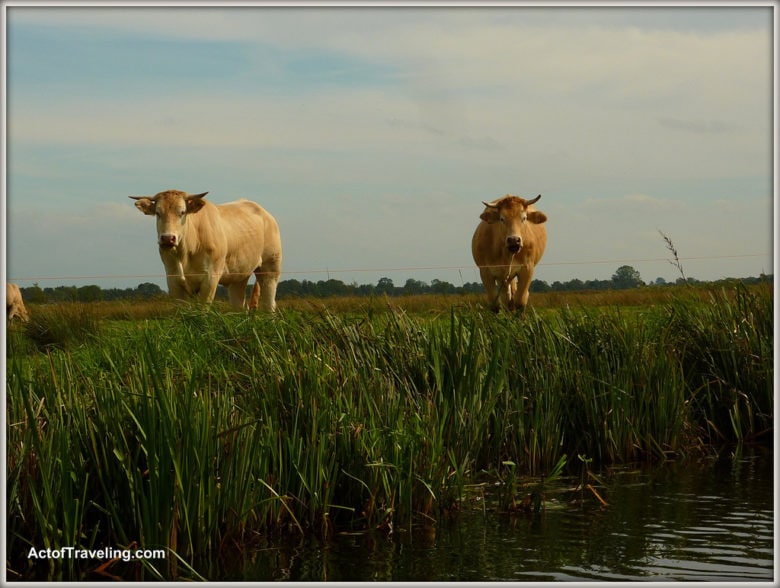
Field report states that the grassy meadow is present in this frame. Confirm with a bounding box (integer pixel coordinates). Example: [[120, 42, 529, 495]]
[[5, 283, 774, 580]]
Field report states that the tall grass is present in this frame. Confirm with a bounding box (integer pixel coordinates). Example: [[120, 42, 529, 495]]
[[662, 284, 774, 444], [5, 283, 773, 580]]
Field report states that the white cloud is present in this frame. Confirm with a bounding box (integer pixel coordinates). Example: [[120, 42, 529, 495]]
[[5, 6, 773, 288], [11, 12, 769, 182]]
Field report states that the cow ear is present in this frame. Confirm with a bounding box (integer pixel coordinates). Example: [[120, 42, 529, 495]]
[[480, 205, 501, 223], [186, 193, 208, 214], [131, 197, 156, 216], [526, 210, 547, 224]]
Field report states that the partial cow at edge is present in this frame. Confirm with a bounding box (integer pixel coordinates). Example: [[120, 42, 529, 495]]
[[6, 283, 30, 322], [471, 194, 548, 313], [130, 189, 282, 312]]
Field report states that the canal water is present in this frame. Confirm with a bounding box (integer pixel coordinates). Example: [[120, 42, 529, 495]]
[[208, 451, 774, 581]]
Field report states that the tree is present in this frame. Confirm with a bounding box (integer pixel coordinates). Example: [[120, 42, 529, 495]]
[[136, 282, 164, 298], [77, 285, 103, 302], [563, 278, 584, 291], [376, 277, 395, 295], [430, 279, 456, 294], [611, 265, 644, 289], [404, 278, 427, 294], [320, 279, 351, 297], [23, 283, 47, 303]]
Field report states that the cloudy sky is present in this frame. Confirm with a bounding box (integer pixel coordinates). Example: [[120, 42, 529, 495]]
[[3, 2, 775, 291]]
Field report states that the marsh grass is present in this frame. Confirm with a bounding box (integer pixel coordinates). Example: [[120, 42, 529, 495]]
[[662, 284, 774, 444], [5, 283, 773, 580]]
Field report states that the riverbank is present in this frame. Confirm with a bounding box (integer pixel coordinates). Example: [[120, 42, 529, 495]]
[[5, 283, 773, 580]]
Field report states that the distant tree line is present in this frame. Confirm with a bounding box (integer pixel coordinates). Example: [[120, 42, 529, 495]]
[[16, 266, 773, 304], [18, 282, 166, 304]]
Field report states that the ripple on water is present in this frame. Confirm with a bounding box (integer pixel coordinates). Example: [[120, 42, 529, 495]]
[[209, 454, 774, 581]]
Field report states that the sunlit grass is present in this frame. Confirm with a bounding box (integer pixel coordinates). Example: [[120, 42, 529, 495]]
[[5, 282, 773, 580]]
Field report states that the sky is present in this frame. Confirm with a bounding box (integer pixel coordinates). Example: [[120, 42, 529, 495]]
[[2, 1, 776, 292]]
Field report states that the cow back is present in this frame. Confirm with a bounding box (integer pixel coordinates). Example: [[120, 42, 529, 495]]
[[214, 199, 282, 279]]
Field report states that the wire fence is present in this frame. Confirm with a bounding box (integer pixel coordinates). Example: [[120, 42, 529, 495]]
[[6, 253, 771, 284]]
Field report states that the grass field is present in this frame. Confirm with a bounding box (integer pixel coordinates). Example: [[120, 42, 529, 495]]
[[5, 282, 773, 580]]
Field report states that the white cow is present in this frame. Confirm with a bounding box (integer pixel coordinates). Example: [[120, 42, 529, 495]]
[[6, 283, 30, 322], [130, 190, 282, 311]]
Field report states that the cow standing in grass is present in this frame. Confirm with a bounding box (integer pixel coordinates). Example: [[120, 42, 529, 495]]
[[130, 190, 282, 312], [471, 194, 548, 313], [6, 283, 30, 322]]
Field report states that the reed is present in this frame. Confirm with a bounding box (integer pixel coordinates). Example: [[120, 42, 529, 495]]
[[661, 284, 774, 444], [5, 283, 773, 580]]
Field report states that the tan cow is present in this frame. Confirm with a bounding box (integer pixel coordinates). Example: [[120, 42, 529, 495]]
[[471, 194, 548, 312], [130, 190, 282, 312], [6, 283, 30, 322]]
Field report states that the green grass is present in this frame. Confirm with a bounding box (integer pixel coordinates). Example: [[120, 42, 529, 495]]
[[5, 283, 773, 580]]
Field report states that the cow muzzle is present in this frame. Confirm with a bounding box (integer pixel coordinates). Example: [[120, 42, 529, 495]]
[[159, 234, 178, 248], [506, 236, 523, 254]]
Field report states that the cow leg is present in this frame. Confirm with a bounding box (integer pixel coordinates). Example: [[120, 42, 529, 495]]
[[196, 269, 221, 305], [513, 266, 535, 314], [257, 273, 279, 312], [166, 276, 190, 300], [227, 281, 249, 309], [256, 254, 281, 313], [479, 268, 500, 311], [164, 260, 191, 300]]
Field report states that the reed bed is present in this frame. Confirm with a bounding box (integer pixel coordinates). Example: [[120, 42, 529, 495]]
[[5, 283, 773, 580]]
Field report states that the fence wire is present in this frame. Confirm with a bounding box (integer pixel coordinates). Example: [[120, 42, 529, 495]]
[[6, 253, 770, 284]]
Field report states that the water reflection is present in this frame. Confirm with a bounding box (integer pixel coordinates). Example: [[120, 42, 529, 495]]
[[210, 453, 774, 581]]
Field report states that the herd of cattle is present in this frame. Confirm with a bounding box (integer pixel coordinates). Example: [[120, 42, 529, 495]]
[[6, 190, 547, 322]]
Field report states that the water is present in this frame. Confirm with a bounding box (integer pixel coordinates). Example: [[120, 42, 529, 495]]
[[208, 452, 774, 581]]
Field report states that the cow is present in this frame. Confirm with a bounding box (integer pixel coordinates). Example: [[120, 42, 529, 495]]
[[6, 283, 30, 322], [471, 194, 548, 313], [130, 190, 282, 312]]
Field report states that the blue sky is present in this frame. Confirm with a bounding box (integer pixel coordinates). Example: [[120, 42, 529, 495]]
[[3, 3, 775, 291]]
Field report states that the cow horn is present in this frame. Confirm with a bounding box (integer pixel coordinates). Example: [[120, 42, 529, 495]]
[[187, 192, 209, 199], [482, 196, 507, 208], [128, 195, 148, 200], [526, 194, 542, 205]]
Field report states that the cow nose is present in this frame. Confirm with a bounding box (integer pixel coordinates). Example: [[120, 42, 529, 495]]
[[506, 236, 522, 253], [159, 234, 177, 247]]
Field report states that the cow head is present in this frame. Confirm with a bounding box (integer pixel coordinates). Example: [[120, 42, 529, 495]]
[[480, 194, 547, 254], [130, 190, 209, 249]]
